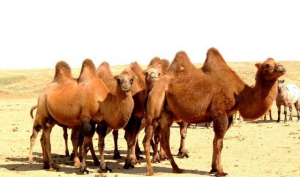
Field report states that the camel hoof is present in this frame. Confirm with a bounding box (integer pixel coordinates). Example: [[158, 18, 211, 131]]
[[49, 163, 60, 171], [113, 153, 122, 159], [177, 151, 189, 158], [28, 157, 34, 164], [159, 154, 168, 161], [43, 163, 50, 169], [172, 168, 184, 173], [77, 167, 89, 175], [123, 162, 135, 169], [137, 154, 144, 160], [209, 169, 228, 176], [93, 160, 100, 166], [99, 165, 112, 173], [151, 155, 161, 163], [146, 169, 155, 176], [69, 152, 75, 161]]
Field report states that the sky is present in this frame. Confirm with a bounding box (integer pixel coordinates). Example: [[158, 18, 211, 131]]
[[0, 0, 299, 69]]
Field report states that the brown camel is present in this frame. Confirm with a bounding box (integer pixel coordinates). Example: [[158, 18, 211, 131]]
[[143, 57, 190, 162], [143, 48, 285, 176], [96, 61, 147, 169], [35, 59, 135, 174], [28, 105, 99, 166]]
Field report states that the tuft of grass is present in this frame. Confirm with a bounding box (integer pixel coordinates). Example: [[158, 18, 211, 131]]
[[0, 76, 27, 85]]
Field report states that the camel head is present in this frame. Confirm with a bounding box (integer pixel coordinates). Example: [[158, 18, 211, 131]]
[[114, 72, 135, 92], [255, 58, 286, 81], [277, 79, 285, 94], [143, 66, 161, 83]]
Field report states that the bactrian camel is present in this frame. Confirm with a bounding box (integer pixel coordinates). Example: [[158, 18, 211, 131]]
[[143, 48, 285, 176]]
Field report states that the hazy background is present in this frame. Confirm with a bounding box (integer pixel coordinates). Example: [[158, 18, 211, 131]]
[[0, 0, 299, 69]]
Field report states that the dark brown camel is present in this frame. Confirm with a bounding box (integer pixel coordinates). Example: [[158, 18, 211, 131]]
[[143, 57, 190, 162], [96, 61, 147, 169], [35, 59, 135, 174], [143, 48, 285, 176]]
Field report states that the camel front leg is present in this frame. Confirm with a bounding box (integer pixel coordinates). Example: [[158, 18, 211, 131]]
[[71, 127, 81, 168], [277, 105, 281, 122], [124, 130, 138, 169], [284, 106, 288, 123], [63, 127, 70, 157], [151, 126, 162, 163], [159, 111, 183, 174], [97, 122, 112, 173], [177, 121, 189, 158], [295, 102, 300, 121], [78, 134, 93, 174], [210, 114, 229, 176], [289, 105, 293, 121], [112, 130, 121, 159], [143, 119, 158, 176]]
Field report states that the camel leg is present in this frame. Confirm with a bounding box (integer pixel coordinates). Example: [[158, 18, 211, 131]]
[[177, 121, 189, 158], [295, 102, 300, 121], [97, 122, 112, 173], [284, 106, 288, 123], [78, 134, 93, 174], [151, 126, 161, 163], [112, 130, 121, 159], [29, 122, 41, 163], [135, 138, 142, 155], [63, 127, 70, 157], [89, 139, 100, 166], [289, 105, 293, 121], [210, 114, 229, 176], [159, 111, 183, 173], [42, 125, 60, 171], [277, 105, 281, 123], [143, 120, 158, 176], [71, 127, 81, 168], [124, 130, 138, 169]]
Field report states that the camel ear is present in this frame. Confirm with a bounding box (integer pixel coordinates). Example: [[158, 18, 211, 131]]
[[255, 63, 262, 70], [114, 75, 120, 82], [143, 70, 148, 76]]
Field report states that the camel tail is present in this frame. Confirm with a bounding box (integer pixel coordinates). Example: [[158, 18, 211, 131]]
[[30, 105, 38, 119]]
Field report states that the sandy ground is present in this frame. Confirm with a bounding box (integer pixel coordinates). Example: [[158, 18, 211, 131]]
[[0, 96, 299, 177]]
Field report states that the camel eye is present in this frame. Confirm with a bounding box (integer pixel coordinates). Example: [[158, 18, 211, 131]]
[[264, 64, 269, 68], [130, 78, 134, 84]]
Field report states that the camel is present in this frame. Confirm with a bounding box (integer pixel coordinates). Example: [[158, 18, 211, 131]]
[[28, 105, 99, 166], [96, 61, 147, 169], [143, 48, 285, 176], [263, 109, 272, 120], [34, 59, 135, 174], [143, 57, 190, 162], [276, 79, 300, 123]]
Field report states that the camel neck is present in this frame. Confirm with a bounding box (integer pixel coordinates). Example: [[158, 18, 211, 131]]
[[238, 71, 278, 119]]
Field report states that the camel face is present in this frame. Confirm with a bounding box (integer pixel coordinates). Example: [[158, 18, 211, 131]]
[[277, 79, 285, 94], [144, 67, 160, 83], [258, 58, 286, 81], [114, 73, 135, 92]]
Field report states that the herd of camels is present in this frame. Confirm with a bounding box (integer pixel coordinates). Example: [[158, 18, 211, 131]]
[[28, 47, 287, 176]]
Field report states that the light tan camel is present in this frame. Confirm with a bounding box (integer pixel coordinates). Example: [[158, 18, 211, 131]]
[[143, 48, 285, 176], [96, 61, 147, 169], [35, 59, 135, 174], [144, 57, 190, 161]]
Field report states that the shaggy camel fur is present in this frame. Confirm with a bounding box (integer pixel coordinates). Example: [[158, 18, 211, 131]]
[[35, 59, 135, 174], [143, 48, 285, 176], [96, 61, 146, 169], [143, 57, 190, 162], [276, 80, 300, 123], [28, 106, 99, 166]]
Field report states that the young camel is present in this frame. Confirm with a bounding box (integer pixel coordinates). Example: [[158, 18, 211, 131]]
[[35, 59, 135, 174], [143, 48, 285, 176], [143, 57, 190, 162], [276, 79, 300, 123], [96, 61, 147, 169]]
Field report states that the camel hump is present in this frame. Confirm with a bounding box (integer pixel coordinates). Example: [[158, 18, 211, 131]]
[[160, 59, 170, 75], [97, 61, 113, 79], [202, 47, 229, 72], [130, 61, 143, 74], [148, 57, 161, 66], [53, 61, 73, 82], [78, 59, 97, 82], [167, 51, 196, 75]]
